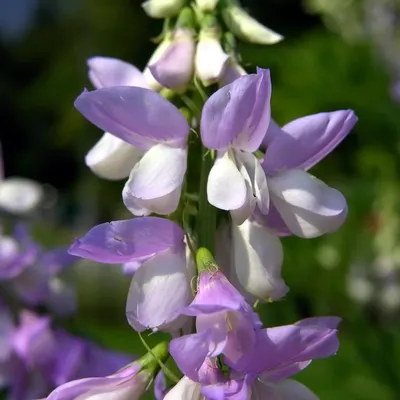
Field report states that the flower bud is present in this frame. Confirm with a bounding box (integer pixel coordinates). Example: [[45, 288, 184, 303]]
[[143, 37, 173, 91], [222, 0, 283, 45], [195, 0, 219, 12], [232, 218, 288, 301], [142, 0, 186, 19], [195, 15, 230, 86], [149, 28, 195, 91]]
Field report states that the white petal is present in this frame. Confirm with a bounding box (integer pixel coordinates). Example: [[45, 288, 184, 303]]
[[0, 178, 43, 213], [125, 144, 187, 199], [215, 223, 256, 304], [85, 133, 143, 180], [142, 0, 186, 19], [235, 150, 269, 214], [207, 152, 247, 211], [164, 377, 202, 400], [229, 159, 256, 225], [122, 144, 186, 215], [269, 169, 348, 238], [126, 248, 193, 332], [229, 181, 256, 225], [232, 219, 288, 301], [195, 35, 230, 86], [123, 185, 182, 216]]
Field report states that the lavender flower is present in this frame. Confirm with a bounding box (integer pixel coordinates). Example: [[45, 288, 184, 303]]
[[74, 86, 190, 215], [149, 24, 195, 91], [260, 110, 358, 237], [169, 268, 262, 380], [69, 217, 195, 332], [201, 68, 357, 237]]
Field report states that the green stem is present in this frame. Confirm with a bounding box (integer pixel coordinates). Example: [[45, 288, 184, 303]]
[[197, 147, 217, 253], [138, 333, 180, 383]]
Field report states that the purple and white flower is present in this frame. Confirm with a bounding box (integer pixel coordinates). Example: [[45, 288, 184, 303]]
[[75, 85, 190, 215], [201, 68, 357, 238], [69, 217, 195, 332]]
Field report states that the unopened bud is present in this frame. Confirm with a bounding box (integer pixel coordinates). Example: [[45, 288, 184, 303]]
[[195, 0, 219, 12], [222, 0, 283, 45], [195, 15, 230, 86], [142, 0, 186, 19]]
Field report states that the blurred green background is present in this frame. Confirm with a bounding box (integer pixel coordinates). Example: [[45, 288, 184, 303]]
[[1, 0, 400, 399]]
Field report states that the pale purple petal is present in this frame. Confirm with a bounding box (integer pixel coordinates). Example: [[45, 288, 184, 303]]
[[219, 61, 247, 87], [154, 371, 166, 400], [74, 86, 190, 150], [201, 68, 271, 152], [169, 330, 210, 382], [182, 271, 248, 315], [234, 322, 339, 379], [269, 169, 348, 238], [88, 57, 149, 89], [223, 311, 257, 365], [11, 311, 56, 369], [263, 110, 357, 173], [68, 217, 184, 263], [253, 203, 292, 237], [261, 118, 282, 148], [50, 330, 86, 386], [195, 313, 229, 357], [295, 316, 342, 329]]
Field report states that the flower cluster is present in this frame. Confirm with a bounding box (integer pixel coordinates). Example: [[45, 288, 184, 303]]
[[0, 224, 131, 399], [40, 0, 358, 399]]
